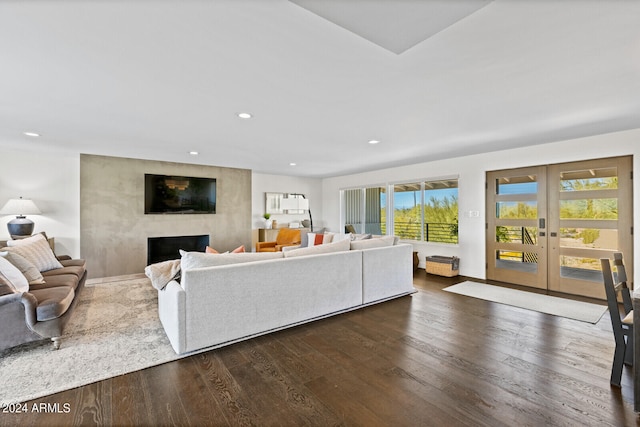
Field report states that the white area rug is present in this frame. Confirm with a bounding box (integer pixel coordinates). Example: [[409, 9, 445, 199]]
[[0, 277, 182, 405], [444, 281, 608, 324]]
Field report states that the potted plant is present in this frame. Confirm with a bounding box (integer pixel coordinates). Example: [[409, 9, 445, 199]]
[[263, 213, 273, 229]]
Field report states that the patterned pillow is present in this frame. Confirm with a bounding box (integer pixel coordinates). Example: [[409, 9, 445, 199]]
[[0, 251, 45, 284], [3, 234, 63, 272]]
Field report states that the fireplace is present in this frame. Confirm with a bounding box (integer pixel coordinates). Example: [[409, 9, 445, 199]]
[[147, 234, 209, 265]]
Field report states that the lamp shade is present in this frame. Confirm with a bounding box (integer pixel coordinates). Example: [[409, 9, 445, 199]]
[[0, 197, 41, 238], [0, 198, 42, 216]]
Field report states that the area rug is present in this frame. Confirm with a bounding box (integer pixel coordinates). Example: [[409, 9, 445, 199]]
[[443, 281, 608, 324], [0, 277, 182, 405]]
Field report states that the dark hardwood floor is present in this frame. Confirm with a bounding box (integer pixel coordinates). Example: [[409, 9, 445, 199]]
[[2, 272, 638, 426]]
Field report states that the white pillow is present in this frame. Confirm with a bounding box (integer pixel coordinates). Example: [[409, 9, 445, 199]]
[[0, 256, 29, 292], [6, 233, 47, 247], [306, 233, 315, 247], [3, 234, 63, 272], [284, 238, 350, 258], [350, 235, 396, 250], [180, 250, 283, 271], [331, 233, 353, 243]]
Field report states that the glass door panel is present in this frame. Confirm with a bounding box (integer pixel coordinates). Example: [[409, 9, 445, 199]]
[[547, 157, 632, 299], [486, 167, 547, 289]]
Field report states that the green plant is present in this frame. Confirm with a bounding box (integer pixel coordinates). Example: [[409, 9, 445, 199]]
[[263, 213, 271, 220]]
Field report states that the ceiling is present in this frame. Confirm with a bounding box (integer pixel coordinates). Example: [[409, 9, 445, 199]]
[[1, 0, 639, 178]]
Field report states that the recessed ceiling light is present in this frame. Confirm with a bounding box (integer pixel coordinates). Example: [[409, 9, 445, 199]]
[[189, 151, 199, 156], [368, 140, 380, 144], [289, 162, 297, 166], [24, 132, 40, 137], [237, 112, 252, 119]]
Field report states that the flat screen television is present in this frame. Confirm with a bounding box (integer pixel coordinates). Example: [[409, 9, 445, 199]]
[[144, 174, 216, 214]]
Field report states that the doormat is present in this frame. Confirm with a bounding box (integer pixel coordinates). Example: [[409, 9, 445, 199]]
[[443, 281, 608, 324]]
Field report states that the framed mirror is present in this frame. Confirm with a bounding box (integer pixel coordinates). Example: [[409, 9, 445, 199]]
[[265, 193, 308, 214], [265, 192, 284, 214]]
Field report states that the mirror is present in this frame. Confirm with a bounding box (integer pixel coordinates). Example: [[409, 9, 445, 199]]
[[265, 192, 284, 214], [265, 193, 307, 214]]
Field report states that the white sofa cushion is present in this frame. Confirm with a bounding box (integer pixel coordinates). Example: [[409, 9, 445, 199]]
[[350, 235, 396, 250], [284, 238, 350, 258], [180, 251, 283, 271]]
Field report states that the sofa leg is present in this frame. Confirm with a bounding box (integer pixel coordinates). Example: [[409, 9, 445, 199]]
[[51, 337, 61, 350]]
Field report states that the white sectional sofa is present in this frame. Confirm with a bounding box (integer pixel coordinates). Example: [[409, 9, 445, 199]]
[[156, 239, 415, 355]]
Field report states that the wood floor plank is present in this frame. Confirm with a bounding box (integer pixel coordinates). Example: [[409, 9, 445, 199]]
[[3, 271, 639, 426]]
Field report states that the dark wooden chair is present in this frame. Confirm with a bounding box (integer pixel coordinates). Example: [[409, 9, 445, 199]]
[[601, 253, 633, 387]]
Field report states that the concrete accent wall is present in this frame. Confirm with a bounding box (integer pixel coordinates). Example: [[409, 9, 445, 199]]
[[81, 154, 251, 278]]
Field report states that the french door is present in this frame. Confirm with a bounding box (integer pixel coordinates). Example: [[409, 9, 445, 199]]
[[486, 156, 633, 299]]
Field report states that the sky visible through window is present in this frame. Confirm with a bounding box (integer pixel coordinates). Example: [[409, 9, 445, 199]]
[[393, 188, 458, 209]]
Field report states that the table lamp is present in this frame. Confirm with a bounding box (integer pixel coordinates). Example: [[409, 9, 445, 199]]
[[0, 197, 42, 238]]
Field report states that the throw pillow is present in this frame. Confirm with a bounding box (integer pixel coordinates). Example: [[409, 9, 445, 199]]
[[2, 234, 63, 272], [6, 232, 49, 247], [0, 256, 29, 292], [350, 235, 396, 250], [331, 233, 353, 243], [0, 251, 45, 284], [205, 245, 245, 254], [283, 238, 351, 258], [180, 251, 283, 271], [306, 233, 316, 247]]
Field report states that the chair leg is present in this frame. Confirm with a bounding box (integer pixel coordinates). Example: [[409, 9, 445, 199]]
[[625, 332, 634, 366], [51, 337, 61, 350], [611, 340, 627, 387]]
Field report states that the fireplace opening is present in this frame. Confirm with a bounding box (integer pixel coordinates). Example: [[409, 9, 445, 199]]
[[147, 234, 209, 265]]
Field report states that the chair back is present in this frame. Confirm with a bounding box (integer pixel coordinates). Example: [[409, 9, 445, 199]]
[[601, 254, 632, 334], [275, 228, 301, 245], [613, 252, 633, 313]]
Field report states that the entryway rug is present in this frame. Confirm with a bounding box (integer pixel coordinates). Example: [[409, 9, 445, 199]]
[[0, 276, 183, 405], [443, 281, 608, 324]]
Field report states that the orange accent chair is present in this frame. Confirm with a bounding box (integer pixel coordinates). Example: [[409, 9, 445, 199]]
[[256, 228, 301, 252]]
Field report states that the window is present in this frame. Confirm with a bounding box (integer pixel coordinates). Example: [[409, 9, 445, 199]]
[[342, 178, 458, 244], [343, 187, 386, 234]]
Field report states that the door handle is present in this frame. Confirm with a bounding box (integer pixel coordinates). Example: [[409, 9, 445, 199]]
[[539, 218, 546, 229]]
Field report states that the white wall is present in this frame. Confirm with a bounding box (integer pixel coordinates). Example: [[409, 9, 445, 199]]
[[0, 149, 80, 257], [252, 172, 323, 230], [2, 129, 638, 281], [322, 129, 640, 282]]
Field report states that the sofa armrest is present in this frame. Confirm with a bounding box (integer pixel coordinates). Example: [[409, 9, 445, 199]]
[[0, 292, 24, 308], [157, 280, 186, 354], [0, 292, 38, 328], [20, 292, 39, 327]]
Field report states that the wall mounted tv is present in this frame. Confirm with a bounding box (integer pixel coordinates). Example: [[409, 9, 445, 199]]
[[144, 174, 216, 214]]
